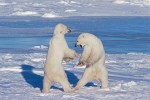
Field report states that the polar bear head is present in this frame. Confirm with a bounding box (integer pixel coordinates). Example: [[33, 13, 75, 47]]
[[54, 23, 71, 35], [75, 33, 95, 48]]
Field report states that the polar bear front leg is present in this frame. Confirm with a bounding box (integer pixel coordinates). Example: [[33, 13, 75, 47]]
[[74, 68, 93, 90], [42, 75, 52, 93], [65, 48, 79, 58], [63, 57, 73, 62], [79, 46, 92, 65]]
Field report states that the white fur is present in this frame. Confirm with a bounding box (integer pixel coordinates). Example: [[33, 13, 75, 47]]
[[42, 24, 78, 93], [74, 33, 109, 90]]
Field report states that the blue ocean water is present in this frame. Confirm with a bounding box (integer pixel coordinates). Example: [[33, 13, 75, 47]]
[[0, 16, 150, 54]]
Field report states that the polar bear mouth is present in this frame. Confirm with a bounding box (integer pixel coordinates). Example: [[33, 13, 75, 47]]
[[80, 45, 83, 48], [75, 43, 84, 48], [68, 29, 71, 33]]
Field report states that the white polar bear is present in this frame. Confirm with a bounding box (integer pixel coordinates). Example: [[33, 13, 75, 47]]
[[42, 23, 78, 93], [74, 33, 108, 90]]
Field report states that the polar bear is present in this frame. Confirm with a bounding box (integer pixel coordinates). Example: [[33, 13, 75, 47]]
[[74, 33, 108, 90], [42, 23, 78, 93]]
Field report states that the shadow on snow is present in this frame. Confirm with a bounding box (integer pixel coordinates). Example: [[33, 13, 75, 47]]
[[21, 64, 96, 92]]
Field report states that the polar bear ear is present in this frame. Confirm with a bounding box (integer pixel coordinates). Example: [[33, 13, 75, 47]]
[[82, 35, 85, 38]]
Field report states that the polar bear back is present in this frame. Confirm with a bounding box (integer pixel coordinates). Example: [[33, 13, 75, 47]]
[[45, 35, 68, 69], [85, 33, 105, 64]]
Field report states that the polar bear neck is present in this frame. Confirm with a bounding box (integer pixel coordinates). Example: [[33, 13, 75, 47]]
[[54, 33, 65, 38]]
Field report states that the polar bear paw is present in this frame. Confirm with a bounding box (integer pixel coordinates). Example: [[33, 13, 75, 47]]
[[64, 88, 74, 93], [42, 89, 50, 93]]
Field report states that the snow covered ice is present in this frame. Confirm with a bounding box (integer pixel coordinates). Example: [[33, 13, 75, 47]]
[[0, 52, 150, 99], [0, 0, 150, 100], [0, 0, 150, 16]]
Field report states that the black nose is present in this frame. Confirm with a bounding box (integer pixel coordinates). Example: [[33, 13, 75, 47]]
[[75, 43, 77, 47], [68, 29, 71, 33], [80, 45, 83, 48]]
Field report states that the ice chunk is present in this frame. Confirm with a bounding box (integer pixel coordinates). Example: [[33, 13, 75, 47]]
[[11, 11, 39, 16], [42, 13, 60, 18], [32, 45, 48, 49], [65, 9, 77, 13], [113, 0, 129, 4]]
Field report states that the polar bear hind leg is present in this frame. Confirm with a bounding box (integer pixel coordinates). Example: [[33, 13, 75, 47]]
[[42, 75, 52, 93], [74, 67, 94, 90], [98, 66, 108, 88], [56, 71, 73, 93]]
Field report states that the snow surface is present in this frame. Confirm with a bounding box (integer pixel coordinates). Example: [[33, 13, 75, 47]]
[[0, 52, 150, 100], [0, 0, 150, 17], [113, 0, 150, 7]]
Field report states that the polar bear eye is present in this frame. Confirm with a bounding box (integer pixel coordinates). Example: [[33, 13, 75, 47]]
[[60, 31, 63, 33]]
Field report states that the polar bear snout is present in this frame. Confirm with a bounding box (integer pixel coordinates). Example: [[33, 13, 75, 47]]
[[75, 34, 87, 48], [63, 27, 71, 34], [68, 29, 71, 33], [75, 42, 84, 48], [75, 41, 80, 47], [75, 42, 78, 47]]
